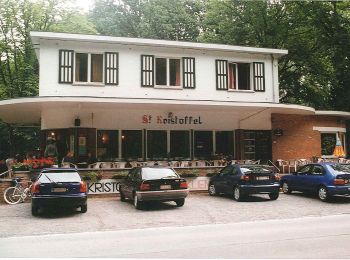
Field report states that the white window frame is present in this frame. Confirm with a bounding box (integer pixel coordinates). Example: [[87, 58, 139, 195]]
[[228, 62, 254, 92], [155, 57, 182, 88], [73, 52, 104, 86], [320, 131, 347, 158]]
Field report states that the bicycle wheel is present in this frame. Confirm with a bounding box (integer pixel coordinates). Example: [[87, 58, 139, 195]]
[[4, 187, 22, 205]]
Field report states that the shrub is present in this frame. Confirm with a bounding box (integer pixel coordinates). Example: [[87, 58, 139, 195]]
[[112, 171, 128, 179], [81, 171, 102, 182]]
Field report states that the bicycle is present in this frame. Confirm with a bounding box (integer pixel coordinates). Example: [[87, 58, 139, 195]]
[[3, 177, 33, 205]]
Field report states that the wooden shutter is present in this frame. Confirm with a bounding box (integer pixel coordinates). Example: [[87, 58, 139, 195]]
[[182, 57, 195, 89], [105, 52, 119, 85], [141, 55, 154, 87], [216, 60, 228, 90], [253, 62, 265, 92], [59, 50, 74, 83]]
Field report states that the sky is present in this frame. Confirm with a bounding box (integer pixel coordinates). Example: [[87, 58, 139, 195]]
[[73, 0, 95, 12]]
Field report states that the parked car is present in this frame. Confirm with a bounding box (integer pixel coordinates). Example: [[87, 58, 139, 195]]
[[281, 162, 350, 201], [31, 168, 88, 215], [208, 164, 280, 201], [119, 166, 189, 209]]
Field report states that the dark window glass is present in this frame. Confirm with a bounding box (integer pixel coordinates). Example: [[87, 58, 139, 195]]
[[122, 130, 142, 160], [298, 165, 312, 174], [156, 58, 167, 85], [321, 133, 336, 155], [216, 131, 234, 156], [169, 59, 181, 86], [170, 131, 190, 159], [91, 54, 103, 82], [238, 63, 250, 90], [147, 130, 167, 160], [75, 53, 88, 82], [220, 166, 234, 176], [194, 131, 213, 159], [97, 130, 118, 160]]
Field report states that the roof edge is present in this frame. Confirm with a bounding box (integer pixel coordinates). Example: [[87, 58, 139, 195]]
[[30, 31, 288, 56]]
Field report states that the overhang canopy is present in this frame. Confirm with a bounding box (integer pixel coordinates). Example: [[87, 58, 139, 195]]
[[0, 96, 337, 126]]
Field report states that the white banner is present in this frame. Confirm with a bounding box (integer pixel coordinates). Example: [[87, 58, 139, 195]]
[[87, 177, 211, 194]]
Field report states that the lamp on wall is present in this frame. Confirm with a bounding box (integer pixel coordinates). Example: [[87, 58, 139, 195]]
[[74, 118, 81, 127], [273, 128, 284, 137]]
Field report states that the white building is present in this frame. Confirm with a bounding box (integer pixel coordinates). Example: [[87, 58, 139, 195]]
[[0, 31, 348, 163]]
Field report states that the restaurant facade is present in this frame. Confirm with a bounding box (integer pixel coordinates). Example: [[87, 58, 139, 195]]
[[0, 32, 348, 164]]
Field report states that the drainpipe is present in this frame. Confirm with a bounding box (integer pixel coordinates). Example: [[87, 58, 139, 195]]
[[271, 54, 276, 103]]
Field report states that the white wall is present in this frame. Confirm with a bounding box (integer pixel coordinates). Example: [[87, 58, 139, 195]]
[[39, 39, 279, 103]]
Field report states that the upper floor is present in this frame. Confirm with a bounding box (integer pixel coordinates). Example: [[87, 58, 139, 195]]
[[30, 32, 287, 103]]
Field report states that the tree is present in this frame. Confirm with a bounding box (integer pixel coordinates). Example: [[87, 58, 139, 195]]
[[0, 0, 97, 158], [90, 0, 206, 41]]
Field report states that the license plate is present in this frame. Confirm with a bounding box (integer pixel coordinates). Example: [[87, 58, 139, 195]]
[[256, 176, 269, 180], [160, 185, 172, 190], [52, 187, 67, 192]]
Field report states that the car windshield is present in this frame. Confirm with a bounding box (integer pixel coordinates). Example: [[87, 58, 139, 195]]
[[39, 171, 81, 183], [328, 164, 350, 175], [240, 166, 271, 174], [142, 168, 178, 180]]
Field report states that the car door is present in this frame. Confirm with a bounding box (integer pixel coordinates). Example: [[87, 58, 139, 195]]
[[302, 164, 326, 192], [223, 166, 240, 194], [215, 166, 234, 194], [292, 165, 313, 191]]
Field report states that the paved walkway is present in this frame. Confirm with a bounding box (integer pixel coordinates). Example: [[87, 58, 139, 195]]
[[1, 193, 350, 238]]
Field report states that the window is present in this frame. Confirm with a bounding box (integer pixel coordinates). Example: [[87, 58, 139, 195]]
[[170, 131, 190, 159], [194, 131, 213, 159], [155, 58, 181, 87], [142, 55, 195, 88], [321, 133, 336, 156], [59, 50, 119, 85], [97, 130, 118, 160], [147, 130, 167, 160], [75, 53, 103, 83], [298, 165, 312, 174], [311, 165, 324, 175], [215, 131, 234, 156], [228, 63, 250, 90], [220, 166, 234, 176], [121, 130, 142, 160], [216, 60, 265, 92]]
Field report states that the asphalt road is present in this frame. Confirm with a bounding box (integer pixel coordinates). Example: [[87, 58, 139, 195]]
[[1, 214, 350, 258]]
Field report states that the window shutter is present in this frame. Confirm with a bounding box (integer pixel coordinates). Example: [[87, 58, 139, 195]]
[[182, 57, 195, 89], [59, 50, 74, 83], [141, 55, 154, 87], [105, 52, 119, 85], [253, 62, 265, 92], [216, 60, 228, 90]]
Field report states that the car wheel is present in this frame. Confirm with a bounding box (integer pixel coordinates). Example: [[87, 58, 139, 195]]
[[208, 183, 216, 196], [269, 192, 279, 200], [233, 186, 243, 201], [318, 186, 329, 202], [120, 191, 126, 202], [175, 198, 185, 207], [81, 205, 87, 213], [133, 193, 143, 210], [282, 181, 292, 194], [31, 205, 39, 216]]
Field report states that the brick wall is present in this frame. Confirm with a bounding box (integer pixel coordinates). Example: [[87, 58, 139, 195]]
[[0, 180, 12, 204], [271, 114, 345, 162]]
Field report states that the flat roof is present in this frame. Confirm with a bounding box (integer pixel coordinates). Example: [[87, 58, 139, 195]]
[[30, 31, 288, 57]]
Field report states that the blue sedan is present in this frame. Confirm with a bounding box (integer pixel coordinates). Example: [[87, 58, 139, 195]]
[[280, 162, 350, 201], [31, 168, 88, 215]]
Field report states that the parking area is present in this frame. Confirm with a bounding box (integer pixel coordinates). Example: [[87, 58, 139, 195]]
[[1, 192, 350, 238]]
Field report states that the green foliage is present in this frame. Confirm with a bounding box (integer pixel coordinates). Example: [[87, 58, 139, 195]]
[[81, 171, 103, 182], [112, 171, 129, 179], [90, 0, 206, 41], [176, 169, 199, 178]]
